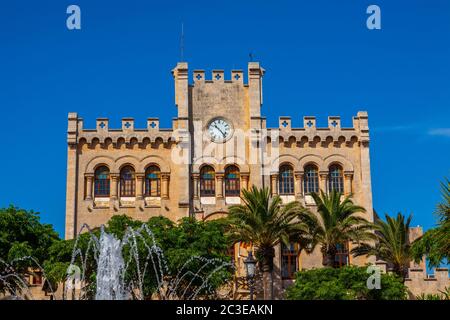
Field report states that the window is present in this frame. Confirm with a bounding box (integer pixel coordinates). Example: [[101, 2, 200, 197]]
[[200, 165, 215, 197], [145, 165, 161, 197], [328, 165, 344, 193], [225, 165, 240, 196], [281, 243, 299, 279], [94, 166, 110, 197], [32, 272, 43, 285], [304, 165, 319, 194], [334, 243, 349, 267], [279, 164, 294, 195], [120, 166, 135, 197]]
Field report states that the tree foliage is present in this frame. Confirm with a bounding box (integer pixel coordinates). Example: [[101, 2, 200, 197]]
[[299, 190, 374, 267], [0, 206, 59, 296], [352, 212, 413, 279], [227, 186, 310, 299], [285, 266, 407, 300], [412, 179, 450, 266]]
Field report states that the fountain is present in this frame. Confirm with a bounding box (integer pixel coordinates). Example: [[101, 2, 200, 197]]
[[95, 231, 127, 300], [62, 223, 234, 300], [1, 222, 234, 300]]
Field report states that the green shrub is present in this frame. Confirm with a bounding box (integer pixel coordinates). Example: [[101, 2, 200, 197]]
[[285, 265, 407, 300]]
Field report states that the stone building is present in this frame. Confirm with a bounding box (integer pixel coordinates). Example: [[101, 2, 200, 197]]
[[65, 62, 376, 293]]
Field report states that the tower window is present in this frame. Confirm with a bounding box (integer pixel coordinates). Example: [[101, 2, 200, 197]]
[[145, 165, 161, 197], [304, 165, 319, 194], [328, 165, 344, 193], [225, 165, 240, 196], [120, 166, 135, 197], [94, 166, 110, 197], [279, 164, 294, 195], [200, 166, 215, 197]]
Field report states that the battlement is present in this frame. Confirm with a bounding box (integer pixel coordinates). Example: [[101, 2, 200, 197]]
[[66, 113, 179, 146], [272, 112, 369, 145], [405, 268, 450, 298], [375, 261, 449, 298], [67, 111, 369, 147], [189, 62, 264, 85]]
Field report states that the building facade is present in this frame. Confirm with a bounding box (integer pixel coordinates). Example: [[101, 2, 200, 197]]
[[65, 62, 376, 291]]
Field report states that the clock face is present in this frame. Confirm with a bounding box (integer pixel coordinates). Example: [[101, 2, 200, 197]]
[[207, 118, 232, 142]]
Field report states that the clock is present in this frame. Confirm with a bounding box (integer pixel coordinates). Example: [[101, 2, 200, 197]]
[[207, 118, 232, 142]]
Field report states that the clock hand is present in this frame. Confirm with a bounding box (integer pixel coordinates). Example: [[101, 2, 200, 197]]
[[213, 124, 226, 137]]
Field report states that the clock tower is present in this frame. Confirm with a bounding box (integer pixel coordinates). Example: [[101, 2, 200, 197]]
[[172, 62, 266, 218]]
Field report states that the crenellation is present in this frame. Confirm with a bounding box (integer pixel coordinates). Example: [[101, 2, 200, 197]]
[[405, 267, 450, 298], [328, 116, 341, 129], [303, 116, 316, 130], [279, 116, 291, 130], [96, 118, 109, 131], [212, 69, 224, 83], [147, 117, 159, 131], [122, 117, 135, 132], [231, 70, 244, 83]]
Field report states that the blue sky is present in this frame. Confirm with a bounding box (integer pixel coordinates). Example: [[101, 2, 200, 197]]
[[0, 0, 449, 237]]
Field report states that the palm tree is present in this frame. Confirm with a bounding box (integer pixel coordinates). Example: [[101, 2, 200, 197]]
[[299, 190, 374, 268], [352, 212, 413, 279], [227, 186, 311, 300], [411, 179, 450, 267]]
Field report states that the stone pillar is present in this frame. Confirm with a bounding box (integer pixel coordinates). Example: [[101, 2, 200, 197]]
[[241, 174, 250, 191], [136, 173, 144, 200], [216, 173, 224, 198], [65, 112, 79, 240], [344, 172, 353, 196], [294, 171, 303, 198], [319, 171, 328, 194], [161, 173, 170, 199], [192, 173, 200, 200], [111, 173, 119, 199], [85, 174, 94, 200], [271, 174, 278, 196], [248, 62, 265, 117]]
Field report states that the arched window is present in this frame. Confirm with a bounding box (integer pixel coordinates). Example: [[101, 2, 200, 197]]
[[279, 164, 294, 195], [225, 165, 240, 196], [328, 165, 344, 193], [120, 166, 135, 197], [145, 165, 161, 197], [304, 165, 319, 194], [94, 166, 110, 197], [281, 243, 299, 279], [200, 165, 215, 197]]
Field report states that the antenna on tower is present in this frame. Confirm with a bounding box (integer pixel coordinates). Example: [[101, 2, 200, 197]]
[[180, 22, 185, 62], [249, 52, 254, 62]]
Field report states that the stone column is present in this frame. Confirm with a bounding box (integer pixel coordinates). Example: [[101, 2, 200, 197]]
[[344, 172, 353, 196], [294, 171, 303, 198], [192, 173, 200, 200], [241, 174, 250, 192], [85, 174, 94, 200], [216, 173, 224, 198], [136, 173, 144, 200], [270, 174, 278, 196], [110, 173, 119, 199], [319, 171, 328, 194], [161, 173, 170, 199]]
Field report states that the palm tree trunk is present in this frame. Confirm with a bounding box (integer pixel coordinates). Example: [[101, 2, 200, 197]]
[[262, 269, 273, 300], [322, 246, 337, 268], [323, 253, 335, 268], [260, 247, 275, 299]]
